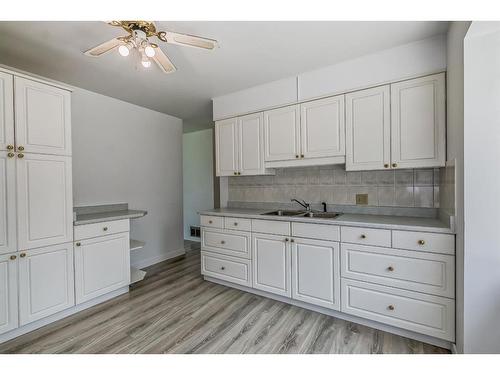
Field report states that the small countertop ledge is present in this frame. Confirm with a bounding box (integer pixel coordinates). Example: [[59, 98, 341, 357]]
[[73, 203, 147, 226], [198, 208, 454, 234]]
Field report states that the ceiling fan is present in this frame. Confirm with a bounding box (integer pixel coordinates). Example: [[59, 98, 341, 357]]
[[84, 21, 218, 74]]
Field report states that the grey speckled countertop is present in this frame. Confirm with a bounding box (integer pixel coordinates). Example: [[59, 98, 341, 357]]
[[73, 203, 147, 226], [199, 208, 454, 234]]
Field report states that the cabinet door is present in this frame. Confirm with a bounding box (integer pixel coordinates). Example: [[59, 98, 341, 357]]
[[390, 73, 445, 168], [215, 118, 238, 176], [0, 253, 18, 335], [300, 95, 345, 159], [14, 77, 71, 156], [0, 152, 16, 255], [16, 154, 73, 250], [74, 232, 130, 304], [291, 238, 340, 310], [18, 243, 75, 325], [252, 233, 291, 297], [263, 105, 300, 162], [0, 72, 14, 151], [345, 85, 390, 171], [238, 113, 265, 175]]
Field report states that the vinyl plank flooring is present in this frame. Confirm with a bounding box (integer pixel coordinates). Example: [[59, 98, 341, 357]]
[[0, 241, 450, 354]]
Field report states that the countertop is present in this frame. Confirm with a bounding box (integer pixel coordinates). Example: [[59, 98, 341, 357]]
[[73, 203, 147, 226], [199, 208, 454, 234]]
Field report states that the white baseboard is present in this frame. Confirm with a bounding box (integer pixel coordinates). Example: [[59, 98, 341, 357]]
[[131, 248, 186, 269]]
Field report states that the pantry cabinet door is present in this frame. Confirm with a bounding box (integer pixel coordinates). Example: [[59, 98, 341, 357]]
[[0, 253, 18, 335], [0, 152, 16, 255], [0, 72, 14, 152], [16, 154, 73, 250], [238, 112, 265, 175], [264, 105, 300, 162], [300, 95, 345, 159], [345, 85, 391, 171], [14, 77, 71, 156], [390, 73, 445, 168], [215, 118, 239, 176], [18, 243, 75, 325]]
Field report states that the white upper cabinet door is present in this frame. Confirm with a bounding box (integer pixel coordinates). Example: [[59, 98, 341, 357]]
[[238, 113, 265, 175], [0, 72, 14, 152], [18, 243, 75, 325], [345, 85, 391, 171], [252, 233, 291, 297], [264, 105, 300, 162], [0, 253, 18, 335], [14, 77, 71, 156], [16, 154, 73, 250], [300, 95, 345, 159], [215, 118, 238, 176], [291, 238, 340, 310], [390, 73, 445, 168], [0, 152, 16, 255]]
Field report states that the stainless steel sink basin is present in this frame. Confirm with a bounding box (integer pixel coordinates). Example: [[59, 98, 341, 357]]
[[262, 210, 305, 216], [300, 212, 341, 219]]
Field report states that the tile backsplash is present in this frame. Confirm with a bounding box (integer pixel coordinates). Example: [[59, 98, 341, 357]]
[[228, 165, 440, 209]]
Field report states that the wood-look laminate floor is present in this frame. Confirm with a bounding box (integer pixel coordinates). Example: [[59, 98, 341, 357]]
[[0, 241, 449, 354]]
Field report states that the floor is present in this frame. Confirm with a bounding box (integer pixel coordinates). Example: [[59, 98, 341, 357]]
[[0, 240, 450, 354]]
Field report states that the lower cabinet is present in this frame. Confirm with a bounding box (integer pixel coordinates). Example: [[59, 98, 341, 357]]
[[18, 243, 75, 325], [252, 233, 291, 297], [0, 253, 18, 335], [201, 251, 252, 287], [291, 238, 340, 310], [74, 232, 130, 304]]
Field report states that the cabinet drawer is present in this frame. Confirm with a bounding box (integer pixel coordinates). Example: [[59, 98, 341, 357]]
[[201, 228, 251, 259], [292, 222, 340, 241], [224, 217, 251, 232], [74, 219, 130, 241], [341, 226, 391, 247], [252, 219, 290, 235], [201, 251, 251, 287], [341, 279, 455, 341], [392, 231, 455, 255], [200, 215, 224, 229], [341, 243, 455, 298]]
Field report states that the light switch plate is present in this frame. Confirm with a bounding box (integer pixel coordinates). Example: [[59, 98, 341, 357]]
[[356, 194, 368, 205]]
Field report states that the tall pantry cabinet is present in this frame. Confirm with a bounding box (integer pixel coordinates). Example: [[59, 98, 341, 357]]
[[0, 69, 73, 335]]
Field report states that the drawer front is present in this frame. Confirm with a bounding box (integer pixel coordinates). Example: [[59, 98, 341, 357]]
[[341, 279, 455, 341], [392, 231, 455, 255], [252, 219, 290, 236], [74, 219, 130, 241], [201, 251, 251, 287], [201, 228, 251, 259], [224, 217, 251, 232], [200, 215, 224, 229], [341, 243, 455, 298], [292, 222, 340, 242], [341, 226, 391, 247]]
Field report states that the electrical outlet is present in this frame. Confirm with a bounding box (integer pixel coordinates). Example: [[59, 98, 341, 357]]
[[356, 193, 368, 205]]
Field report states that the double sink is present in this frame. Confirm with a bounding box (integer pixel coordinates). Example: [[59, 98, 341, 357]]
[[262, 210, 341, 219]]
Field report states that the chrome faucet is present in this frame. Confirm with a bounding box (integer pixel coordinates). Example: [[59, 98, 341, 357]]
[[291, 198, 311, 211]]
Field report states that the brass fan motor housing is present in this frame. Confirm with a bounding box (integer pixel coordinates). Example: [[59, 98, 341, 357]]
[[109, 21, 159, 37]]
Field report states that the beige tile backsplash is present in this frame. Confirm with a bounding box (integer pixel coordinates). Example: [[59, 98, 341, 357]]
[[228, 165, 441, 208]]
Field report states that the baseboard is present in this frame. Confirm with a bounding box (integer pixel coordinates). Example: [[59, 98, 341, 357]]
[[131, 248, 186, 269], [184, 237, 201, 242]]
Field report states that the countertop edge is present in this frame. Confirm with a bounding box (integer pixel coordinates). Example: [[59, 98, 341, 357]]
[[73, 210, 148, 226]]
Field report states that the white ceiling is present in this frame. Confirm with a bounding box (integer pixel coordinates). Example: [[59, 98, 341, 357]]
[[0, 21, 448, 132]]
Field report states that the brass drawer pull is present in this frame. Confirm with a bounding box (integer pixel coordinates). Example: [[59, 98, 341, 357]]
[[388, 305, 395, 311], [384, 163, 389, 168], [392, 163, 397, 168], [18, 153, 24, 158], [103, 227, 108, 231], [76, 242, 81, 247], [295, 155, 299, 158], [208, 220, 213, 224], [17, 146, 24, 151], [284, 238, 289, 242], [220, 240, 225, 244], [300, 154, 304, 158], [20, 253, 26, 258], [6, 144, 14, 150], [233, 222, 238, 226], [10, 255, 17, 260], [290, 239, 295, 243], [220, 266, 225, 271], [387, 266, 394, 272], [7, 152, 14, 158], [360, 234, 366, 239], [418, 240, 425, 245]]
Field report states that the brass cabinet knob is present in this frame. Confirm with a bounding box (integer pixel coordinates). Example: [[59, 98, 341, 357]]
[[290, 239, 295, 243], [234, 222, 238, 226], [388, 305, 395, 311], [387, 266, 394, 272], [360, 234, 366, 239], [300, 154, 304, 158], [418, 240, 425, 245], [17, 153, 24, 158], [17, 146, 24, 151], [76, 242, 81, 247], [6, 145, 14, 150], [295, 155, 299, 158], [208, 220, 213, 224], [20, 253, 26, 258], [220, 266, 225, 270], [284, 238, 289, 242], [233, 171, 237, 175], [237, 172, 241, 175], [392, 163, 397, 168], [384, 164, 389, 168], [103, 227, 108, 231], [10, 255, 17, 260], [7, 152, 14, 158], [220, 240, 225, 244]]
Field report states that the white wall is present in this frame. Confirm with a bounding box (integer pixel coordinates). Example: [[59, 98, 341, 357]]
[[72, 88, 184, 268], [463, 21, 500, 353], [182, 129, 214, 240]]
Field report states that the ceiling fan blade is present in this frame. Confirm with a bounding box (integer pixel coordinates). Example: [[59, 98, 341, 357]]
[[152, 48, 177, 74], [84, 38, 122, 57], [159, 31, 218, 50]]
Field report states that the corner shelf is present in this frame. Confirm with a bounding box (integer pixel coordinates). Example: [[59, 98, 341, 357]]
[[130, 239, 145, 252], [130, 267, 147, 284]]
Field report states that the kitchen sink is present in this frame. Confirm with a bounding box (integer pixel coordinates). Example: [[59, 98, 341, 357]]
[[300, 212, 341, 219], [262, 210, 305, 216], [261, 210, 341, 219]]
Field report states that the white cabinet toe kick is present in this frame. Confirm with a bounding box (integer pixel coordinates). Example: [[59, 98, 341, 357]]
[[200, 214, 455, 347]]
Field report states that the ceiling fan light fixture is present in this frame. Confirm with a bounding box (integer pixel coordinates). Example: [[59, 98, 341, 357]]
[[118, 44, 131, 57], [144, 44, 155, 58], [141, 56, 152, 68]]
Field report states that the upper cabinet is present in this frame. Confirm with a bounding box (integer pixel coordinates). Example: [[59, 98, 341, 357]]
[[390, 73, 445, 169], [215, 118, 238, 176], [345, 73, 445, 171], [0, 72, 14, 152], [263, 105, 300, 163], [14, 77, 72, 156]]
